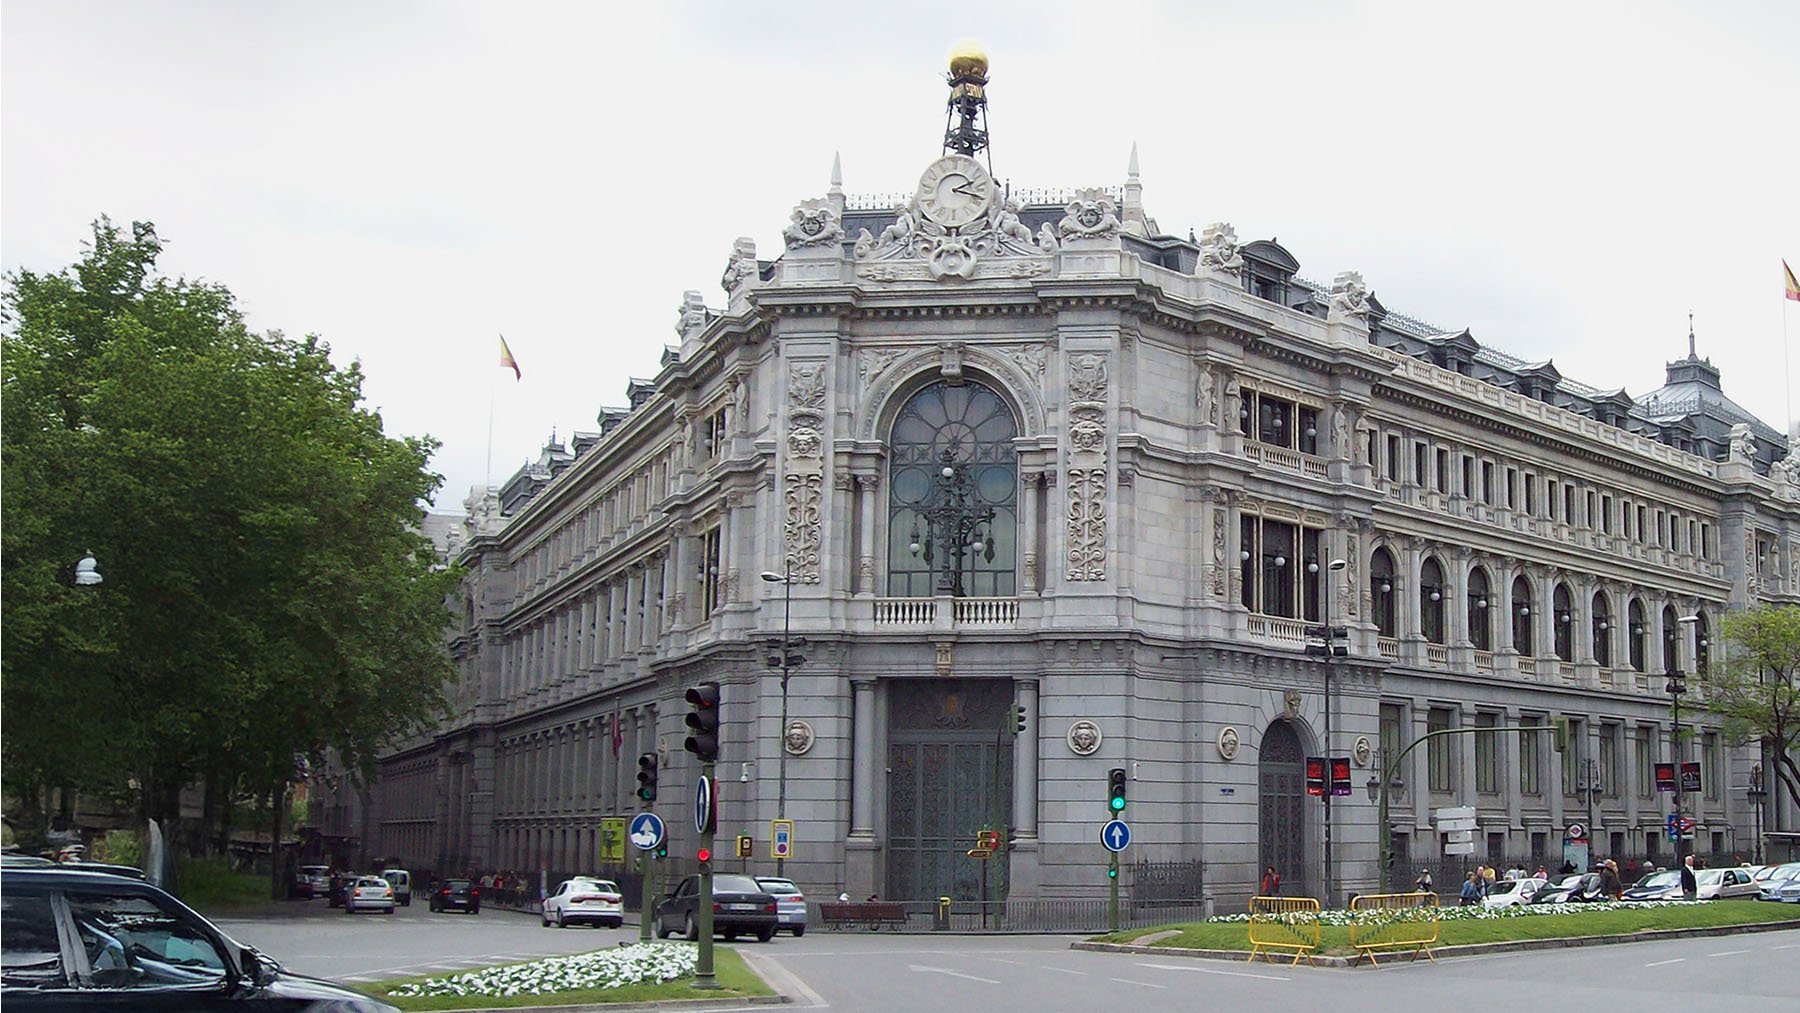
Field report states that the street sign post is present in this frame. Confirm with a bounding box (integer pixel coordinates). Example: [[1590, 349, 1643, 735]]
[[629, 812, 667, 852], [771, 819, 793, 860]]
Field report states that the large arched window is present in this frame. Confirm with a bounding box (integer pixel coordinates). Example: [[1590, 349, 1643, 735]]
[[1467, 567, 1492, 651], [1511, 575, 1533, 655], [886, 379, 1018, 597], [1661, 604, 1679, 673], [1591, 591, 1612, 668], [1628, 598, 1648, 672], [1420, 557, 1446, 644], [1553, 583, 1574, 662], [1370, 548, 1397, 637]]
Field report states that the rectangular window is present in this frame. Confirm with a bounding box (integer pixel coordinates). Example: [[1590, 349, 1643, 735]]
[[1564, 485, 1575, 525], [1519, 715, 1541, 796], [1482, 461, 1494, 505], [1297, 406, 1319, 455], [700, 527, 722, 620], [1599, 724, 1618, 796], [1436, 449, 1450, 493], [1637, 505, 1647, 543], [1415, 442, 1429, 487], [1602, 494, 1613, 534], [1561, 717, 1583, 795], [1704, 733, 1720, 801], [1380, 704, 1404, 772], [1428, 708, 1452, 792], [1547, 479, 1559, 520], [1586, 490, 1596, 529], [1635, 726, 1653, 798], [1475, 713, 1498, 794], [1365, 429, 1379, 470], [1387, 435, 1401, 481], [1699, 522, 1710, 559], [1462, 456, 1473, 498], [1506, 467, 1518, 509]]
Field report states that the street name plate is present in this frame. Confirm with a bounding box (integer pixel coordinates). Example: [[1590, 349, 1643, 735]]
[[1437, 818, 1478, 832], [1444, 830, 1473, 844], [1435, 806, 1476, 820], [1443, 842, 1476, 855]]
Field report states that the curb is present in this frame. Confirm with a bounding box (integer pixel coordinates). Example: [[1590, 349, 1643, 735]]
[[1071, 917, 1800, 969]]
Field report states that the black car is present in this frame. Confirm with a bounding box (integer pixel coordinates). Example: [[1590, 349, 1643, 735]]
[[0, 864, 396, 1010], [654, 874, 778, 942], [427, 878, 480, 914], [1531, 872, 1608, 904]]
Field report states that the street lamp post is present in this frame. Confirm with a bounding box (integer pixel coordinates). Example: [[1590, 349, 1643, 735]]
[[907, 449, 995, 596], [1306, 558, 1348, 906], [759, 567, 798, 877], [1747, 763, 1766, 866], [1366, 747, 1406, 893], [1670, 614, 1699, 866]]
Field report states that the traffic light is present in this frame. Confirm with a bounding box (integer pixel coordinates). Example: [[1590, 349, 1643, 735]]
[[655, 842, 668, 860], [635, 752, 659, 803], [765, 637, 806, 669], [1013, 705, 1027, 736], [1552, 715, 1570, 753], [697, 847, 712, 873], [736, 835, 752, 858], [684, 681, 721, 762], [1107, 768, 1128, 813]]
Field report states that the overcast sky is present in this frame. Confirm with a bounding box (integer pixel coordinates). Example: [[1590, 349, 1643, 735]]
[[5, 0, 1797, 511]]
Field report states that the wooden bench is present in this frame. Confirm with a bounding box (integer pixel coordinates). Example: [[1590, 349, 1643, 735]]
[[818, 902, 908, 930]]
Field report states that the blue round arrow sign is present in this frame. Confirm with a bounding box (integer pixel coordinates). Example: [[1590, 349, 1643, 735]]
[[1101, 819, 1132, 852], [694, 775, 716, 835], [628, 812, 666, 851]]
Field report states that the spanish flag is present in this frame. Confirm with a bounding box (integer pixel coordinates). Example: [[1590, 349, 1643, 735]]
[[498, 334, 522, 380], [1786, 260, 1800, 303]]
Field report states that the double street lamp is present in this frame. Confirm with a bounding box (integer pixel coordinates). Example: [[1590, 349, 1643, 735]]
[[907, 449, 995, 596], [760, 566, 803, 876], [1668, 614, 1700, 865]]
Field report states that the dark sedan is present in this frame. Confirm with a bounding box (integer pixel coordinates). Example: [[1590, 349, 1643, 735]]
[[427, 878, 481, 914], [1, 864, 394, 1010], [1531, 872, 1608, 904], [654, 873, 778, 942]]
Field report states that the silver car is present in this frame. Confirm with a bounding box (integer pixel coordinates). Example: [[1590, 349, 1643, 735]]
[[1695, 867, 1759, 900], [344, 875, 396, 915], [755, 876, 808, 937], [1757, 862, 1800, 901]]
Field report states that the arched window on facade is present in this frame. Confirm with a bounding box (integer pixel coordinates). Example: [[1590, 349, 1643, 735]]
[[886, 379, 1019, 597], [1370, 548, 1397, 637], [1420, 556, 1446, 644], [1661, 604, 1679, 673], [1591, 591, 1612, 668], [1628, 598, 1647, 672], [1511, 575, 1533, 655], [1467, 567, 1492, 651], [1694, 612, 1711, 677], [1553, 583, 1574, 662]]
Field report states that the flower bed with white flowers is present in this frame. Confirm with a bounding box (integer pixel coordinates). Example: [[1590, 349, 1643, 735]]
[[384, 942, 696, 999], [1208, 898, 1695, 926]]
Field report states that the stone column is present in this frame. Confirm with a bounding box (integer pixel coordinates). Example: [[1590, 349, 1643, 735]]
[[1458, 706, 1477, 808], [1021, 472, 1040, 594], [639, 565, 655, 652], [1503, 705, 1522, 832], [851, 679, 877, 836], [1012, 680, 1040, 840], [661, 546, 679, 631], [1409, 702, 1430, 832], [857, 473, 879, 595]]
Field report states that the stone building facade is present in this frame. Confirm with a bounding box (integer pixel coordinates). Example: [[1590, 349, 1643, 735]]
[[328, 86, 1800, 906]]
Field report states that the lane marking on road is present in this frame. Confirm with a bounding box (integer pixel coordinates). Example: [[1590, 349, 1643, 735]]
[[1644, 958, 1686, 967], [907, 964, 1000, 984], [1774, 944, 1800, 951], [1135, 961, 1291, 982], [1109, 977, 1167, 989], [1707, 950, 1749, 957]]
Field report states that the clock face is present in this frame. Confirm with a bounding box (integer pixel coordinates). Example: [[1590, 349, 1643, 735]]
[[916, 155, 995, 229]]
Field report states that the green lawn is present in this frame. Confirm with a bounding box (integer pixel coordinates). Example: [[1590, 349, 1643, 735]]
[[363, 945, 772, 1011], [1097, 902, 1800, 956]]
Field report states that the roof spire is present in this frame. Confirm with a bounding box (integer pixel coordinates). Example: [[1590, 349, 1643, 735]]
[[942, 41, 992, 165], [829, 151, 843, 197], [1688, 310, 1696, 358], [1128, 141, 1140, 181]]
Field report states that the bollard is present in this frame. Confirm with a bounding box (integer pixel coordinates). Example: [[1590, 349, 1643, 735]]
[[1202, 890, 1215, 921], [935, 896, 952, 930]]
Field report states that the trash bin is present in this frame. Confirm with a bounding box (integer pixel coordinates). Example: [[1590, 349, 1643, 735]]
[[935, 896, 952, 931]]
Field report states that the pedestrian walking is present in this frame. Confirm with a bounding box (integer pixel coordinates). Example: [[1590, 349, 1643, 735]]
[[1260, 865, 1281, 896], [1414, 868, 1434, 894], [1599, 860, 1623, 901], [1680, 855, 1698, 900]]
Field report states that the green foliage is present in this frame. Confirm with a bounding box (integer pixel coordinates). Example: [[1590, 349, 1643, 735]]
[[2, 217, 460, 827], [88, 828, 144, 867], [1713, 605, 1800, 810], [175, 856, 268, 910]]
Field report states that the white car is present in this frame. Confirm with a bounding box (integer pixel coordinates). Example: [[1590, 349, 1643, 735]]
[[1695, 867, 1759, 900], [542, 877, 624, 928], [343, 875, 396, 914], [1482, 877, 1546, 908]]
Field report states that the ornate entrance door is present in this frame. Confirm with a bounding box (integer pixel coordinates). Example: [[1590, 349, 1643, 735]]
[[886, 680, 1013, 902], [1258, 720, 1307, 896]]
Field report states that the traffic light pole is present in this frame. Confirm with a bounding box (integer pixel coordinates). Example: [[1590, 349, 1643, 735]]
[[1108, 853, 1119, 932], [695, 761, 717, 989]]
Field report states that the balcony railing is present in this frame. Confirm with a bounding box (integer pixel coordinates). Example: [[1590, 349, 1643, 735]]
[[872, 596, 1019, 627], [1247, 614, 1308, 643], [1425, 644, 1450, 667], [873, 598, 936, 625], [1244, 441, 1329, 479], [1378, 636, 1400, 660], [1517, 656, 1538, 679]]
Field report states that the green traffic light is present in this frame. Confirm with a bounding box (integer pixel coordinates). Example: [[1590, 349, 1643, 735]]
[[1108, 867, 1118, 878], [1109, 796, 1125, 812]]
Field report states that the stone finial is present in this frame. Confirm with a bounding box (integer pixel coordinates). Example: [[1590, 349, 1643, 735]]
[[830, 151, 843, 196], [720, 237, 758, 293], [676, 290, 709, 338]]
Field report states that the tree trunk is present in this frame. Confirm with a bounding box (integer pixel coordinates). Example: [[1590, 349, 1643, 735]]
[[269, 782, 284, 901]]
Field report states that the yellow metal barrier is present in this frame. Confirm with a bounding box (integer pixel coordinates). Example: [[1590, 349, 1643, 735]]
[[1246, 896, 1321, 966], [1348, 892, 1440, 967]]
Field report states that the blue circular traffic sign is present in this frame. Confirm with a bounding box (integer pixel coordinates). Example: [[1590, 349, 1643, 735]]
[[628, 812, 666, 851], [694, 775, 716, 834], [1101, 819, 1132, 853]]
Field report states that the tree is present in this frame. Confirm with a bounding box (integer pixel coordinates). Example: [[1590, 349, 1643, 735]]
[[1711, 604, 1800, 817], [2, 218, 459, 843]]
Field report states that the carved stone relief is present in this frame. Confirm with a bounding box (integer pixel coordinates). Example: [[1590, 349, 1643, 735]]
[[1211, 508, 1227, 598], [784, 362, 827, 583], [1056, 193, 1121, 242], [1065, 353, 1110, 581], [720, 236, 758, 293], [854, 187, 1051, 283], [1328, 271, 1371, 323], [1198, 222, 1244, 274], [782, 199, 844, 249]]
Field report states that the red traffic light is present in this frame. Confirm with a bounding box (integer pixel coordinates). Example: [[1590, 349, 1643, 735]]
[[696, 847, 712, 863]]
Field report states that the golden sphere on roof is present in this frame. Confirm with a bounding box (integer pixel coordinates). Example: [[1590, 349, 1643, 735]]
[[948, 40, 988, 79]]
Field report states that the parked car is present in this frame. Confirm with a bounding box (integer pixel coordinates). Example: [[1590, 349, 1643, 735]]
[[344, 876, 396, 915], [327, 871, 359, 908], [380, 869, 412, 907], [1, 864, 396, 1010], [429, 878, 481, 914], [294, 864, 330, 900], [654, 873, 777, 942], [755, 876, 809, 936], [1695, 867, 1759, 900], [1623, 870, 1683, 901], [1758, 862, 1800, 901], [1482, 876, 1546, 909], [1533, 873, 1607, 904], [542, 877, 624, 928]]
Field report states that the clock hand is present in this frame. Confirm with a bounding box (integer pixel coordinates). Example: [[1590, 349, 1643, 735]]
[[951, 179, 986, 198]]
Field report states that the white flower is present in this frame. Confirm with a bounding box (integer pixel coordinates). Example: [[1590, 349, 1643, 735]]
[[385, 942, 699, 998]]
